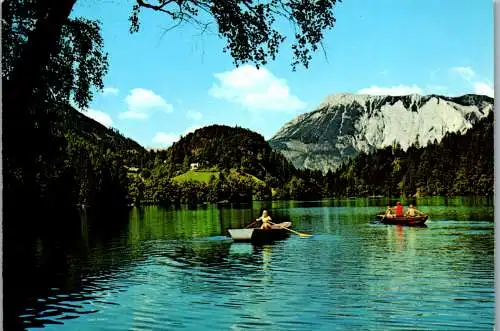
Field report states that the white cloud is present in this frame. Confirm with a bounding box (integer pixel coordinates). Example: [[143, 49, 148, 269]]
[[474, 82, 494, 97], [186, 110, 203, 121], [80, 108, 114, 128], [102, 87, 119, 96], [450, 66, 476, 81], [209, 65, 306, 112], [152, 132, 179, 147], [120, 88, 173, 119], [357, 84, 425, 96]]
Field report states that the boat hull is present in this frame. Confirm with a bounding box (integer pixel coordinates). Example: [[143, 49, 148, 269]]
[[377, 215, 428, 226], [228, 222, 292, 243]]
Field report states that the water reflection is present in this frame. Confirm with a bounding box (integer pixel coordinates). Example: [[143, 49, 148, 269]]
[[5, 198, 495, 331]]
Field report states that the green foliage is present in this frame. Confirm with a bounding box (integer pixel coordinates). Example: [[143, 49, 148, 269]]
[[3, 1, 117, 221], [165, 125, 295, 184], [3, 2, 108, 110], [146, 116, 500, 204], [325, 112, 494, 198], [130, 0, 341, 70], [172, 170, 220, 184]]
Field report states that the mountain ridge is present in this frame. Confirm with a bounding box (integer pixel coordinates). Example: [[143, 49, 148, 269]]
[[268, 93, 493, 173]]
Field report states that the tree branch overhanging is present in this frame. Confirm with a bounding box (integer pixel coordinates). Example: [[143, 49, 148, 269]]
[[132, 0, 341, 70]]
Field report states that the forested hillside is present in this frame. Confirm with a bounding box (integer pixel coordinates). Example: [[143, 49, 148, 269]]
[[167, 125, 295, 181], [127, 125, 307, 205], [323, 111, 494, 198], [4, 104, 148, 223]]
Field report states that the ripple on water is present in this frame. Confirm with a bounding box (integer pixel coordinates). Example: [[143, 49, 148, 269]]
[[15, 204, 495, 331]]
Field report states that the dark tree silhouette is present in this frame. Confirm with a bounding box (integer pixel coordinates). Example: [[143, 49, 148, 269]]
[[130, 0, 340, 70]]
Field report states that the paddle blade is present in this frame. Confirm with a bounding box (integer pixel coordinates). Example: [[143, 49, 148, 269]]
[[299, 233, 313, 238]]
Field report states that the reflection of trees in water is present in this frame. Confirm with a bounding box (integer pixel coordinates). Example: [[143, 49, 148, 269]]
[[5, 208, 139, 330], [128, 205, 224, 241], [128, 204, 292, 241]]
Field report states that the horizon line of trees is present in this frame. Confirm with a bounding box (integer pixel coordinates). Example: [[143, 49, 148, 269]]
[[126, 111, 493, 206]]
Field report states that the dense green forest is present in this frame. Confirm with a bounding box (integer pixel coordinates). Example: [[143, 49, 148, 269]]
[[324, 111, 494, 198], [127, 124, 328, 205], [3, 2, 131, 223]]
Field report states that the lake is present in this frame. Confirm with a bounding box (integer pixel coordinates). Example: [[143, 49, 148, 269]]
[[7, 197, 495, 330]]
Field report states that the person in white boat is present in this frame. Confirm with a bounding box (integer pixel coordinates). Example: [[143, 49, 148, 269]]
[[256, 210, 273, 230]]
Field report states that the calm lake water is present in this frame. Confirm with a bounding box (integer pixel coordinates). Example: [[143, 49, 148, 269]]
[[7, 197, 495, 330]]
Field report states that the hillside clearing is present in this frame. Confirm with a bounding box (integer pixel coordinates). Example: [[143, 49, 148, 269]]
[[172, 170, 219, 183]]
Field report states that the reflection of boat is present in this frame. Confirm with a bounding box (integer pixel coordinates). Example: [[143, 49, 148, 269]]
[[228, 222, 292, 243], [377, 215, 428, 226]]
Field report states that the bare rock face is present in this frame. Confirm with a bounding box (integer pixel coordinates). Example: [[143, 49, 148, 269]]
[[268, 93, 493, 173]]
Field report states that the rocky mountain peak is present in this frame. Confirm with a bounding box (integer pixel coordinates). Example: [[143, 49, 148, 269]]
[[269, 93, 493, 173]]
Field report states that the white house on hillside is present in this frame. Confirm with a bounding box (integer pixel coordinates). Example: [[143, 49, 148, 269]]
[[190, 163, 200, 170]]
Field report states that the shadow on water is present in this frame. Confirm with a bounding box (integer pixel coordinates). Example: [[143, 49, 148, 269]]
[[4, 205, 133, 330]]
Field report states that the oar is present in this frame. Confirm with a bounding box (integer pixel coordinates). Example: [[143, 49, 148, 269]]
[[269, 221, 313, 238], [246, 220, 257, 228]]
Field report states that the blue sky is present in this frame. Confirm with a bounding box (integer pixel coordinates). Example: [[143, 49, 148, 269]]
[[71, 0, 493, 149]]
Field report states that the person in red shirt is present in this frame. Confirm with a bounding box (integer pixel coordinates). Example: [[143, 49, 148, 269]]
[[394, 201, 404, 217]]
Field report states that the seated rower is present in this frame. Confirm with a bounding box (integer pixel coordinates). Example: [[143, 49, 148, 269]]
[[394, 201, 404, 217], [256, 210, 273, 230], [406, 204, 424, 217], [384, 204, 394, 218]]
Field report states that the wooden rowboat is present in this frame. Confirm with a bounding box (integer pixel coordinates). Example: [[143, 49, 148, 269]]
[[228, 222, 292, 243], [376, 215, 428, 226]]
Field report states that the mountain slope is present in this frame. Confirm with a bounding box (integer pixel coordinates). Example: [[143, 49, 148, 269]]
[[62, 106, 144, 153], [166, 125, 295, 183], [268, 93, 493, 172], [5, 103, 147, 217]]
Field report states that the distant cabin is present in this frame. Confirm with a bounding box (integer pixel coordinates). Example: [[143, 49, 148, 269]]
[[190, 163, 200, 170]]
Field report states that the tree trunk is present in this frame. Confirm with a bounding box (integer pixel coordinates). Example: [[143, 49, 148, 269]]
[[3, 0, 77, 214], [3, 0, 77, 127], [2, 0, 76, 155]]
